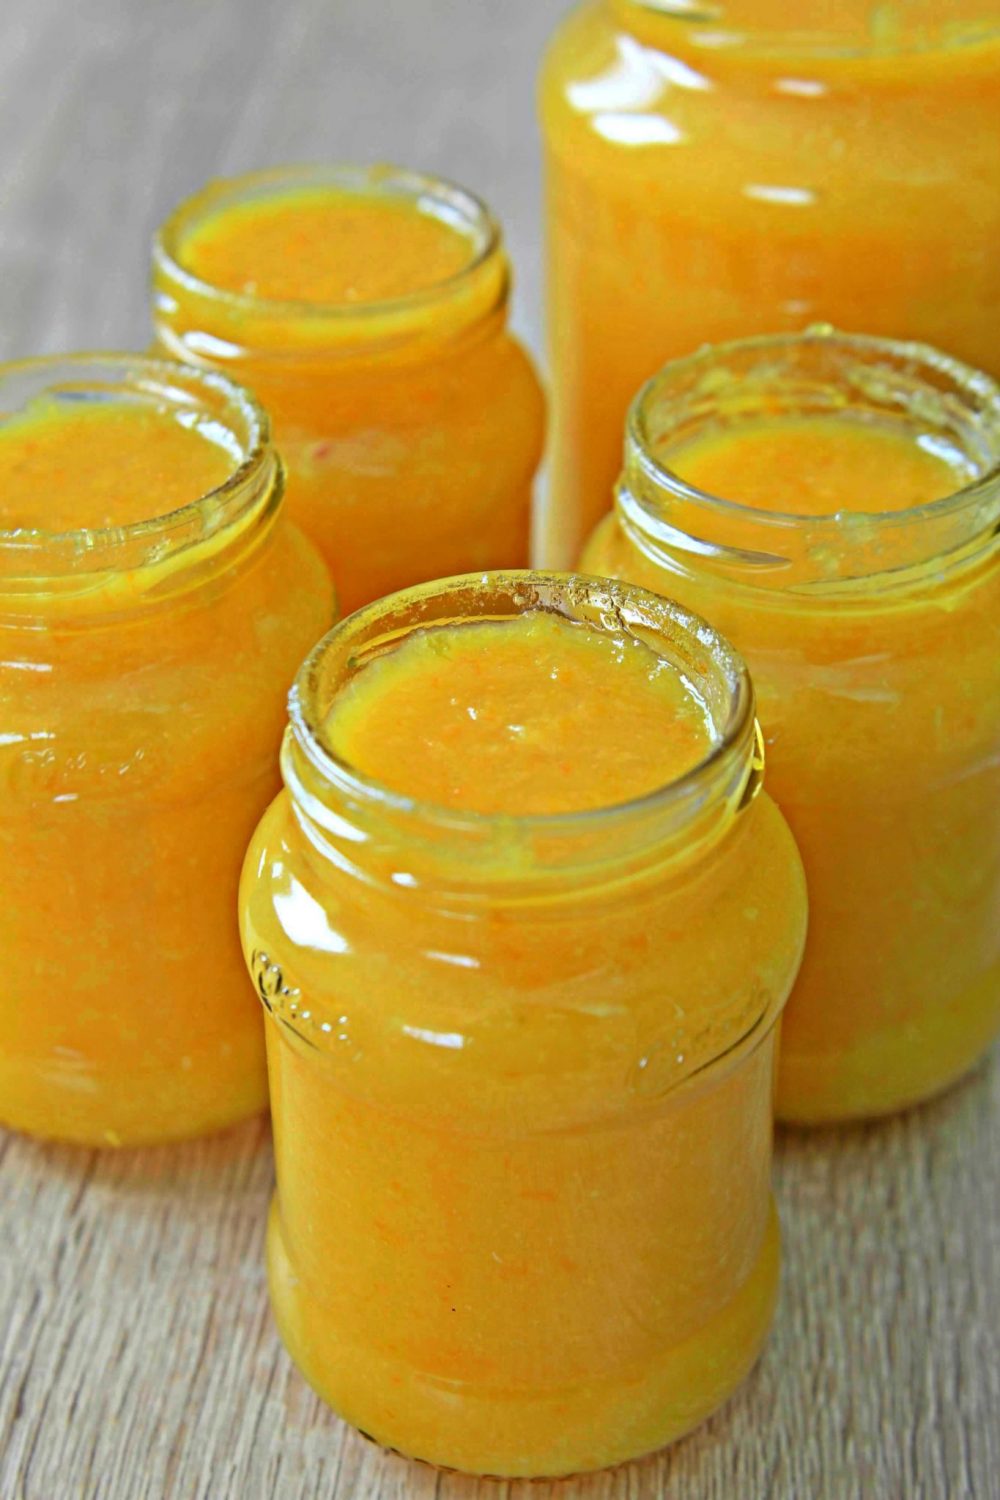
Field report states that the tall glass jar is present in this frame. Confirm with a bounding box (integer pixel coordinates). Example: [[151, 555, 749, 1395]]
[[152, 164, 545, 615], [239, 572, 806, 1477], [540, 0, 1000, 566], [0, 356, 333, 1146], [582, 330, 1000, 1122]]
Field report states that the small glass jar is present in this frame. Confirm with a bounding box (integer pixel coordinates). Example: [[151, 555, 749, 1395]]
[[152, 164, 546, 615], [0, 355, 333, 1146], [582, 329, 1000, 1122], [239, 571, 806, 1477], [540, 0, 1000, 566]]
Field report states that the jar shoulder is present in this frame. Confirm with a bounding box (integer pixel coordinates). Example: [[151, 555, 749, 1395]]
[[240, 782, 807, 1007]]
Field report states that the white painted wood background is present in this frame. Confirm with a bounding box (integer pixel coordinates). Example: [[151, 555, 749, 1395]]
[[0, 2, 997, 1496]]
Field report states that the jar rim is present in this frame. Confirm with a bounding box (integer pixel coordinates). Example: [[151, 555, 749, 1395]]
[[621, 328, 1000, 589], [286, 570, 759, 849], [153, 161, 505, 324], [0, 353, 277, 587], [611, 0, 1000, 60]]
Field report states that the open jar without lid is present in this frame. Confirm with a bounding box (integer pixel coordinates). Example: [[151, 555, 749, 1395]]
[[239, 569, 806, 1476], [583, 328, 1000, 1121]]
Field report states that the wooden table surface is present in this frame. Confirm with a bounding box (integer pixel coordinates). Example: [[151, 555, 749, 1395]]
[[1, 3, 998, 1497]]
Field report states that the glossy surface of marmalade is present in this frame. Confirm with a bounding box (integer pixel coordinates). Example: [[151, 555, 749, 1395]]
[[324, 609, 715, 813], [240, 573, 806, 1476], [153, 165, 545, 614], [0, 358, 333, 1146], [0, 396, 235, 530], [583, 331, 1000, 1121], [541, 0, 1000, 565]]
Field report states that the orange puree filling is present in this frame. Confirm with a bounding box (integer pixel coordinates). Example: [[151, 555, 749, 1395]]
[[179, 186, 476, 304], [0, 397, 235, 532], [324, 612, 714, 815], [666, 415, 967, 516]]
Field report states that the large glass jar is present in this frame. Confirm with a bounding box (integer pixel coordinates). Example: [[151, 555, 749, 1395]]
[[239, 571, 806, 1477], [540, 0, 1000, 566], [583, 330, 1000, 1122], [152, 164, 546, 615], [0, 356, 333, 1146]]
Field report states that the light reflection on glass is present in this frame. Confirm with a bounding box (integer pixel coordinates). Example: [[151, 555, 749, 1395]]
[[0, 728, 54, 745], [567, 47, 657, 113], [401, 1024, 467, 1050], [743, 184, 817, 206], [274, 878, 351, 954], [593, 113, 686, 146], [774, 77, 829, 98], [652, 52, 712, 90], [568, 35, 710, 115], [629, 0, 722, 14], [686, 30, 744, 49], [177, 331, 246, 361], [426, 949, 481, 970]]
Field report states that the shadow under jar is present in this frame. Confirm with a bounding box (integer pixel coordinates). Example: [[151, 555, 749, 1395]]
[[539, 0, 1000, 567], [0, 356, 333, 1146], [239, 571, 806, 1478], [582, 329, 1000, 1123], [152, 164, 545, 616]]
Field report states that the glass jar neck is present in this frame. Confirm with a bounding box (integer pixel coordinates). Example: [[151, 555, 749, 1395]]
[[282, 572, 763, 904], [153, 164, 511, 372], [0, 356, 281, 627], [610, 0, 999, 59], [616, 329, 1000, 598]]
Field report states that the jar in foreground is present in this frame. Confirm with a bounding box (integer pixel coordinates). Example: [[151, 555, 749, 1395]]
[[152, 164, 545, 615], [540, 0, 1000, 566], [0, 356, 333, 1146], [583, 330, 1000, 1122], [239, 571, 806, 1477]]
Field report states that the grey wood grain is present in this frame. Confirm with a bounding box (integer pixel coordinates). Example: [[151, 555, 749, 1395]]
[[1, 2, 998, 1497], [0, 0, 559, 359]]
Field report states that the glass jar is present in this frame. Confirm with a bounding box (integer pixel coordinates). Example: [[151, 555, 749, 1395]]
[[540, 0, 1000, 566], [0, 355, 333, 1146], [239, 571, 806, 1477], [582, 329, 1000, 1122], [152, 164, 546, 615]]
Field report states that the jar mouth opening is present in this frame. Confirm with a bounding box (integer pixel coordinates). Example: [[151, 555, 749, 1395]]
[[288, 570, 756, 840], [622, 329, 1000, 586], [153, 162, 504, 324], [0, 354, 274, 578]]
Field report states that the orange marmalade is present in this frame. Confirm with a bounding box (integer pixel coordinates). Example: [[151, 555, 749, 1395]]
[[239, 572, 806, 1476], [583, 330, 1000, 1121], [0, 356, 332, 1145], [540, 0, 1000, 565], [153, 165, 545, 614]]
